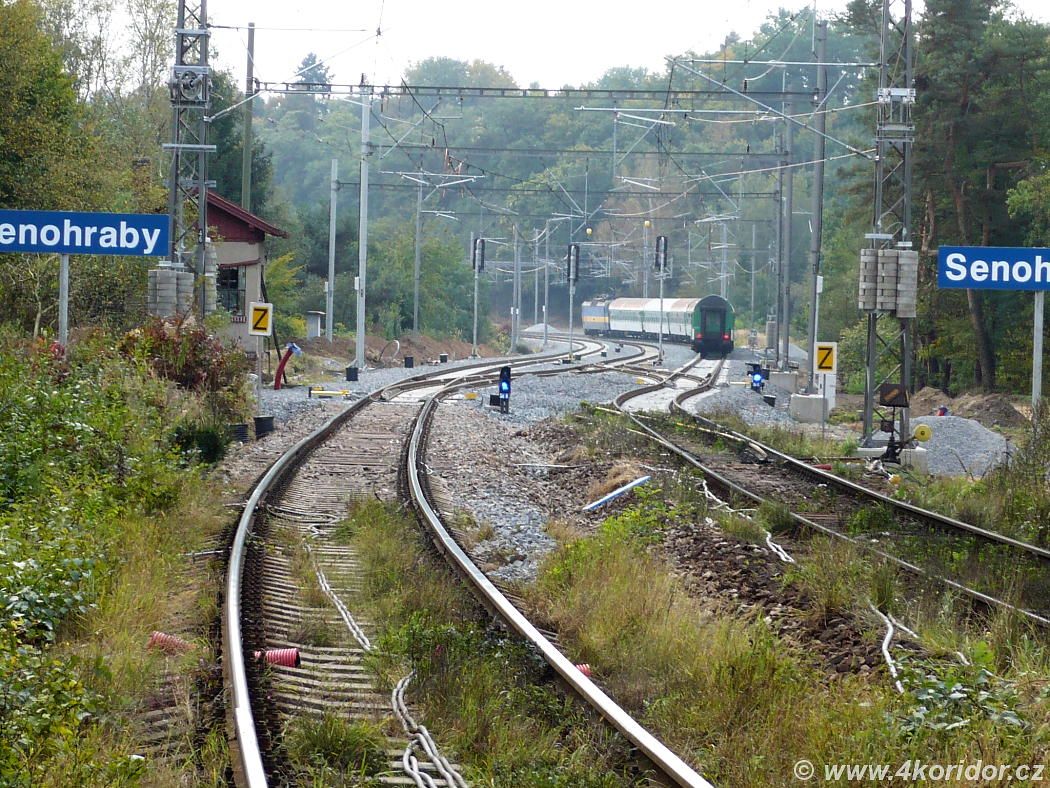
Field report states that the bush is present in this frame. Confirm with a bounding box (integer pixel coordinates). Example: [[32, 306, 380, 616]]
[[118, 317, 248, 421]]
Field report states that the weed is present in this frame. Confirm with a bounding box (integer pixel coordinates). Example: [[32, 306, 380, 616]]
[[756, 501, 795, 534], [291, 616, 338, 647], [713, 511, 766, 544], [283, 714, 388, 777], [846, 503, 895, 535]]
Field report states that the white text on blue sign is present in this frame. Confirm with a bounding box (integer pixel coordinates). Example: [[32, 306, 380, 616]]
[[937, 246, 1050, 291], [0, 209, 169, 257]]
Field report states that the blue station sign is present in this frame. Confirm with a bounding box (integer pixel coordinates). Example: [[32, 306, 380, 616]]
[[938, 245, 1050, 291], [0, 209, 169, 257]]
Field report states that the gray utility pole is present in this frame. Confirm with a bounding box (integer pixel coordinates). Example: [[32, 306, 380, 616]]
[[567, 244, 579, 360], [1034, 291, 1044, 413], [719, 221, 728, 299], [751, 224, 757, 327], [239, 22, 254, 212], [806, 20, 828, 391], [327, 158, 337, 342], [861, 0, 916, 443], [781, 95, 794, 372], [511, 226, 521, 349], [775, 130, 785, 368], [642, 220, 650, 297], [543, 222, 550, 347], [166, 0, 212, 314], [58, 255, 69, 345], [470, 234, 481, 357], [413, 180, 422, 333], [355, 89, 371, 370], [533, 236, 539, 324], [656, 235, 668, 362]]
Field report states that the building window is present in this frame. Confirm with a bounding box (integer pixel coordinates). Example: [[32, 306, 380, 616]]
[[217, 266, 245, 315]]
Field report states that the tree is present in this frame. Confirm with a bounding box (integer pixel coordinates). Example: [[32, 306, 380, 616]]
[[913, 0, 1050, 389], [0, 0, 80, 209]]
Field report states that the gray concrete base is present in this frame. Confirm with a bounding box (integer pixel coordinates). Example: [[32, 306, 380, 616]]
[[855, 447, 886, 459], [901, 447, 929, 474], [770, 371, 798, 393], [852, 445, 929, 474], [789, 393, 828, 423]]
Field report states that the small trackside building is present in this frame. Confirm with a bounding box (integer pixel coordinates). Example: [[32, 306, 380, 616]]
[[206, 192, 289, 350]]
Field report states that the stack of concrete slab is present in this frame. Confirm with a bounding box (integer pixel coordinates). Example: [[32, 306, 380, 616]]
[[895, 249, 918, 317], [876, 249, 899, 311], [859, 248, 878, 311]]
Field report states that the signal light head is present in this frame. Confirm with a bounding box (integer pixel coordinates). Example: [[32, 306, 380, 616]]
[[752, 373, 764, 384]]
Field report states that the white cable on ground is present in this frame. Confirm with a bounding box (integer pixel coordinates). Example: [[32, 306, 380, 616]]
[[393, 673, 469, 788], [764, 532, 796, 564], [309, 549, 372, 651], [888, 614, 919, 641], [869, 602, 905, 694], [401, 742, 438, 788], [700, 481, 794, 564], [307, 545, 467, 786]]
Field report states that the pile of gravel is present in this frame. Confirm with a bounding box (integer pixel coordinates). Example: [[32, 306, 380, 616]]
[[462, 370, 642, 425], [686, 382, 798, 428], [877, 415, 1014, 478], [429, 403, 560, 584]]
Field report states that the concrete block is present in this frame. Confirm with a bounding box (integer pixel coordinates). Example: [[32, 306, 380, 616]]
[[855, 447, 886, 459], [789, 393, 828, 423], [770, 371, 798, 393], [901, 447, 929, 474]]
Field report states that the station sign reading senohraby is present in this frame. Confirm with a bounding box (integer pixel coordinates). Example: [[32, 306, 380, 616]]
[[938, 245, 1050, 291], [0, 209, 169, 257]]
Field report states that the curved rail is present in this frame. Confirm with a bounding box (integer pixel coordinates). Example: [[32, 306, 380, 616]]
[[672, 391, 1050, 562], [610, 375, 1050, 628], [224, 344, 584, 785], [406, 379, 715, 788]]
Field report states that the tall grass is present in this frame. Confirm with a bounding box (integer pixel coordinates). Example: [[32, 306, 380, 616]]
[[528, 499, 1049, 786], [336, 500, 649, 785], [0, 331, 237, 785]]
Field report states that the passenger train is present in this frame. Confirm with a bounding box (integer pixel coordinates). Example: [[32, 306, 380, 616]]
[[581, 295, 735, 356]]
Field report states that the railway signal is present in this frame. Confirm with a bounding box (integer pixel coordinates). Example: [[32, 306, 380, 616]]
[[498, 365, 511, 413], [655, 235, 668, 363], [567, 243, 580, 361]]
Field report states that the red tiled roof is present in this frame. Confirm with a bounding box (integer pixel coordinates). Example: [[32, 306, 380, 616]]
[[206, 192, 289, 238]]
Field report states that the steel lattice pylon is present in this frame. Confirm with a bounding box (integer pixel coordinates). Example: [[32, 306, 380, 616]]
[[861, 0, 916, 446], [164, 0, 211, 313]]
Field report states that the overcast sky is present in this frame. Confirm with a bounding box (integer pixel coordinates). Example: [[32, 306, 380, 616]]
[[207, 1, 1049, 91]]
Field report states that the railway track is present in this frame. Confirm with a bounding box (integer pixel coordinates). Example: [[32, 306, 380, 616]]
[[223, 340, 715, 787], [611, 364, 1050, 628]]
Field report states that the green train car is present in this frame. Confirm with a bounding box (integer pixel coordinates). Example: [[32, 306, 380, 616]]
[[580, 294, 735, 356]]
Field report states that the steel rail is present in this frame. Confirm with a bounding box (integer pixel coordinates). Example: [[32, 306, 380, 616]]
[[607, 380, 1050, 628], [406, 378, 715, 788], [671, 396, 1050, 562], [224, 345, 585, 786]]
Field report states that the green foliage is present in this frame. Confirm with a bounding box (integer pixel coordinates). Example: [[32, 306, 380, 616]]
[[0, 332, 212, 782], [117, 317, 249, 422], [897, 654, 1025, 737], [283, 714, 387, 779], [756, 501, 795, 535]]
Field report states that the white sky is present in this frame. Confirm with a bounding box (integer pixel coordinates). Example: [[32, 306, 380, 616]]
[[207, 1, 1049, 91]]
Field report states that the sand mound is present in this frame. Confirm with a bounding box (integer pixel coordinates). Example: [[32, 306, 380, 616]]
[[908, 386, 1026, 429]]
